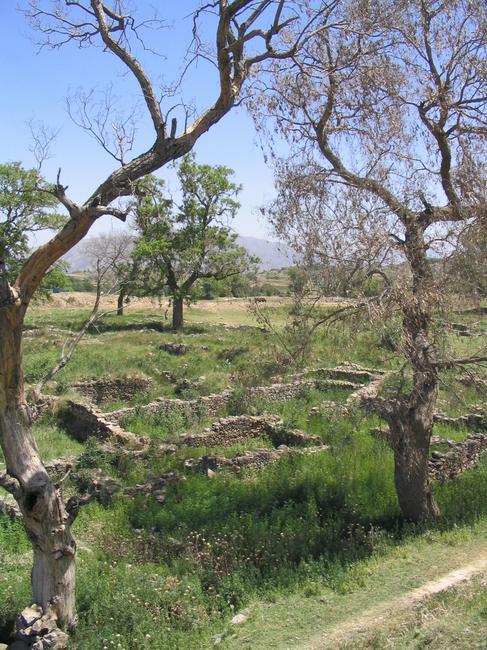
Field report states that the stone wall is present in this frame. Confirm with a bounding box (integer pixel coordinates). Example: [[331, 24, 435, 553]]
[[248, 379, 359, 401], [279, 365, 381, 384], [109, 390, 233, 425], [184, 444, 329, 475], [184, 447, 289, 474], [59, 400, 148, 447], [70, 376, 152, 404], [433, 412, 486, 431], [107, 372, 369, 426], [179, 415, 281, 447], [429, 433, 487, 480], [369, 423, 487, 481], [178, 415, 322, 448]]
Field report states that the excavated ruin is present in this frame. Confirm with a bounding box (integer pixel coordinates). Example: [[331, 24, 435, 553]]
[[70, 376, 153, 404]]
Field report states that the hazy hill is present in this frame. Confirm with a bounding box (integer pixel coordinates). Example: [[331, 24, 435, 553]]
[[63, 234, 294, 272], [236, 236, 294, 270]]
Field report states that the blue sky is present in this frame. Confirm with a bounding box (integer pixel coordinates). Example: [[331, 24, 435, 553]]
[[1, 1, 278, 242]]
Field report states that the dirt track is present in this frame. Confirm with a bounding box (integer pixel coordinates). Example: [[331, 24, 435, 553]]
[[303, 552, 487, 649]]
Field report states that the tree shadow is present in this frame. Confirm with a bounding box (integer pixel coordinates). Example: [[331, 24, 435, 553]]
[[87, 319, 208, 335]]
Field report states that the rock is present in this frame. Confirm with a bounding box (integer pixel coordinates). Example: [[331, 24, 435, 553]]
[[19, 605, 42, 627], [160, 342, 189, 355], [0, 643, 8, 650], [230, 609, 250, 625], [7, 642, 29, 650], [38, 629, 69, 649], [31, 614, 57, 635], [213, 634, 223, 645]]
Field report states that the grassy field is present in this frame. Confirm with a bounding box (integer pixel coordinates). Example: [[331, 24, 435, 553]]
[[1, 296, 486, 649]]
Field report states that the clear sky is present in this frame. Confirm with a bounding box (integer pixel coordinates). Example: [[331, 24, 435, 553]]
[[0, 1, 278, 242]]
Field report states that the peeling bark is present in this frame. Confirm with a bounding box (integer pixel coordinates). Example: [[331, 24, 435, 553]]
[[0, 302, 77, 628]]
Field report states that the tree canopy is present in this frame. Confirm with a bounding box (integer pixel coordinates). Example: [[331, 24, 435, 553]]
[[134, 155, 257, 329], [0, 162, 65, 277]]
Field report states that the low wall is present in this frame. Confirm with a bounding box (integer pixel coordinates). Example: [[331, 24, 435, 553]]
[[184, 444, 329, 475], [108, 376, 361, 427], [109, 390, 233, 425], [179, 415, 280, 447], [59, 401, 148, 447], [179, 415, 322, 448], [70, 376, 152, 404], [434, 412, 486, 431], [429, 433, 487, 480]]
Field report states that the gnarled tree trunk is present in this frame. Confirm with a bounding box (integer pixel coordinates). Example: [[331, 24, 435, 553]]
[[0, 302, 77, 629], [387, 217, 440, 521], [388, 389, 440, 521]]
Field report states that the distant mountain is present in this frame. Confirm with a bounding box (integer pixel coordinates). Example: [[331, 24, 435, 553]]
[[236, 236, 294, 270], [62, 244, 93, 273], [63, 234, 295, 272]]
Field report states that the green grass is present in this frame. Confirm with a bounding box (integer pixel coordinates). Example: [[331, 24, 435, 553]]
[[0, 415, 83, 471], [1, 298, 485, 649], [353, 574, 487, 650], [221, 520, 487, 650]]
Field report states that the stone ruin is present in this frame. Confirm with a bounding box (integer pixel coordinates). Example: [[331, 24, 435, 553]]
[[59, 400, 147, 447], [275, 363, 382, 385], [184, 444, 329, 475], [3, 604, 69, 649], [181, 414, 328, 475], [108, 389, 233, 424], [429, 433, 487, 481], [178, 414, 322, 448], [74, 469, 184, 507], [107, 375, 363, 427], [369, 413, 487, 482], [433, 411, 486, 431], [69, 376, 152, 405]]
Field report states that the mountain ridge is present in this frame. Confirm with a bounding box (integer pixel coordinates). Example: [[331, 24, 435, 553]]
[[62, 234, 295, 272]]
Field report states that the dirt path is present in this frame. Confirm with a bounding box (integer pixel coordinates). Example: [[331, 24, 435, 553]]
[[303, 551, 487, 649]]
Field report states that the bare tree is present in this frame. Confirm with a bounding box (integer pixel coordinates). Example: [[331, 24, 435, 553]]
[[84, 232, 136, 315], [253, 0, 487, 521], [32, 236, 130, 401], [0, 0, 309, 631]]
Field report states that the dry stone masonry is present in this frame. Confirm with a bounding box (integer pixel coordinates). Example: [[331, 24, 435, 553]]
[[178, 415, 322, 448], [433, 411, 486, 431], [184, 444, 329, 475], [9, 604, 68, 649], [108, 373, 364, 426], [60, 401, 148, 447], [429, 433, 487, 480], [70, 376, 152, 404]]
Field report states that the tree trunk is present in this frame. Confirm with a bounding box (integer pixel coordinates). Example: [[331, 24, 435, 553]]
[[172, 296, 184, 331], [388, 397, 440, 521], [387, 216, 441, 521], [0, 303, 77, 629], [117, 289, 125, 316]]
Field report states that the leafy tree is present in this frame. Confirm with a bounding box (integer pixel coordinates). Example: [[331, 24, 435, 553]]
[[0, 0, 303, 630], [0, 162, 65, 280], [134, 155, 258, 329]]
